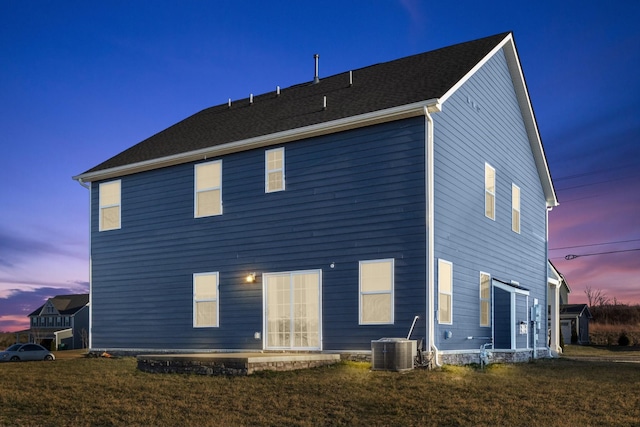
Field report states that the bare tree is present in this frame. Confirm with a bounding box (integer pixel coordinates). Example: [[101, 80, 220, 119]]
[[584, 286, 610, 307]]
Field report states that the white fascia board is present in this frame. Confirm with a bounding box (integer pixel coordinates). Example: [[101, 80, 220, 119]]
[[440, 33, 558, 208], [493, 280, 530, 296], [73, 99, 441, 183]]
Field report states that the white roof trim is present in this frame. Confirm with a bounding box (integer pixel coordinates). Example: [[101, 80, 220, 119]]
[[73, 99, 442, 183], [493, 280, 530, 296], [441, 33, 558, 208]]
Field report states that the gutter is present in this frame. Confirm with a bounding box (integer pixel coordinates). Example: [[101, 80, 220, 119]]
[[423, 103, 442, 367]]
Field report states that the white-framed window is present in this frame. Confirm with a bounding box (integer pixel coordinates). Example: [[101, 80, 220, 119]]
[[195, 161, 222, 217], [485, 163, 495, 220], [438, 259, 453, 324], [480, 272, 491, 327], [512, 183, 521, 233], [359, 259, 394, 324], [99, 180, 121, 231], [265, 147, 285, 193], [193, 272, 219, 328]]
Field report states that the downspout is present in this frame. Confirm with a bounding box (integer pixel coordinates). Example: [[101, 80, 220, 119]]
[[76, 177, 90, 190], [424, 104, 442, 367]]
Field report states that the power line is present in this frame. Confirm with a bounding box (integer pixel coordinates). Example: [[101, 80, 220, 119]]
[[564, 248, 640, 260], [553, 163, 638, 182], [550, 238, 640, 251], [554, 174, 636, 192]]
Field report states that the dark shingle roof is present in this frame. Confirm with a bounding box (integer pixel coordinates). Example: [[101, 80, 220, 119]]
[[28, 294, 89, 317], [82, 32, 510, 175], [560, 304, 593, 318]]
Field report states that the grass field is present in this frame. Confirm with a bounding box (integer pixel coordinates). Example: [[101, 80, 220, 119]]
[[1, 348, 639, 426]]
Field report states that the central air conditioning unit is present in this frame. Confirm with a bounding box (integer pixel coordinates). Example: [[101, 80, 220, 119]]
[[371, 338, 416, 371]]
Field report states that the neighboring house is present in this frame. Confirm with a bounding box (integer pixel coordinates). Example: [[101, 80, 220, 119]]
[[560, 304, 592, 345], [548, 261, 591, 346], [28, 294, 89, 350], [73, 32, 558, 364], [548, 260, 570, 354]]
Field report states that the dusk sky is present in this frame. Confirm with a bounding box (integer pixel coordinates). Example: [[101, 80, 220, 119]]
[[1, 1, 639, 332]]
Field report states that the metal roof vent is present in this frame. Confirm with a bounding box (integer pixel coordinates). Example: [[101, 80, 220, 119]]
[[313, 54, 320, 84]]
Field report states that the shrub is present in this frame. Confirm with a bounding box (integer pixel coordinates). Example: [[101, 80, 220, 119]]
[[618, 333, 630, 347]]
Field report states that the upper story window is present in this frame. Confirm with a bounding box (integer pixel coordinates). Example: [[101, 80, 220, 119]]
[[512, 184, 521, 233], [193, 272, 219, 328], [480, 272, 491, 327], [99, 180, 121, 231], [265, 147, 285, 193], [484, 163, 495, 220], [438, 259, 453, 324], [359, 259, 394, 324], [195, 161, 222, 217]]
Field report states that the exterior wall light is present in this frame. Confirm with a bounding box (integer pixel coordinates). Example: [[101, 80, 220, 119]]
[[245, 273, 257, 283]]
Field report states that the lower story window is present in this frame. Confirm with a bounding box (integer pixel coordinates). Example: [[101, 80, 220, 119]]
[[438, 259, 453, 324], [359, 259, 394, 324], [480, 272, 491, 327], [193, 272, 219, 327]]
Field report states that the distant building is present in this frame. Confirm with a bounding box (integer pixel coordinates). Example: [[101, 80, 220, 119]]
[[560, 304, 592, 345], [28, 294, 89, 350]]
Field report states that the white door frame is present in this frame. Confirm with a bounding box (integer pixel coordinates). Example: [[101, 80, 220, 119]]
[[263, 269, 322, 350]]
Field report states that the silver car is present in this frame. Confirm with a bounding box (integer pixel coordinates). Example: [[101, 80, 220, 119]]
[[0, 343, 55, 362]]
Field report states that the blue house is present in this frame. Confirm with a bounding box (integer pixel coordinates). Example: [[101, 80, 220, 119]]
[[73, 32, 558, 365], [28, 293, 90, 350]]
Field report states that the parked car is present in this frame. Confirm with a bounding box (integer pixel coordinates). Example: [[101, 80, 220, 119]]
[[0, 343, 55, 362]]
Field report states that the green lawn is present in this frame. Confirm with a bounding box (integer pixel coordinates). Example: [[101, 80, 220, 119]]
[[1, 351, 639, 426]]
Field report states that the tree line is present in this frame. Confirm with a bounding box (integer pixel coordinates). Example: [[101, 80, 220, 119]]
[[585, 286, 640, 324]]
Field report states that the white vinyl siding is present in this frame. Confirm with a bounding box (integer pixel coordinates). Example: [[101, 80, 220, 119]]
[[265, 147, 285, 193], [193, 272, 219, 327], [99, 180, 121, 231], [485, 163, 495, 220], [480, 272, 491, 327], [195, 161, 222, 217], [438, 259, 453, 324], [359, 259, 394, 324], [512, 183, 521, 233]]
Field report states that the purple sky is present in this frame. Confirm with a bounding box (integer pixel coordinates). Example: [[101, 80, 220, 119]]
[[1, 1, 639, 332]]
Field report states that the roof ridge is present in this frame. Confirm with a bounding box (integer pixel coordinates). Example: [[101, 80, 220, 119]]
[[76, 32, 512, 178]]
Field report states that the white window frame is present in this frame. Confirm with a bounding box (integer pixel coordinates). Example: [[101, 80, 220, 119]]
[[485, 163, 496, 220], [194, 160, 222, 218], [359, 259, 394, 325], [99, 180, 121, 231], [512, 183, 521, 233], [193, 272, 219, 328], [480, 272, 491, 327], [438, 259, 453, 325], [265, 147, 285, 193]]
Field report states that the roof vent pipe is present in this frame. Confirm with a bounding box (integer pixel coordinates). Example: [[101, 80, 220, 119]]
[[313, 54, 320, 84]]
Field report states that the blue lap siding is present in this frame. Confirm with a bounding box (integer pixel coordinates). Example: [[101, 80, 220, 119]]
[[433, 48, 548, 351], [90, 118, 427, 351]]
